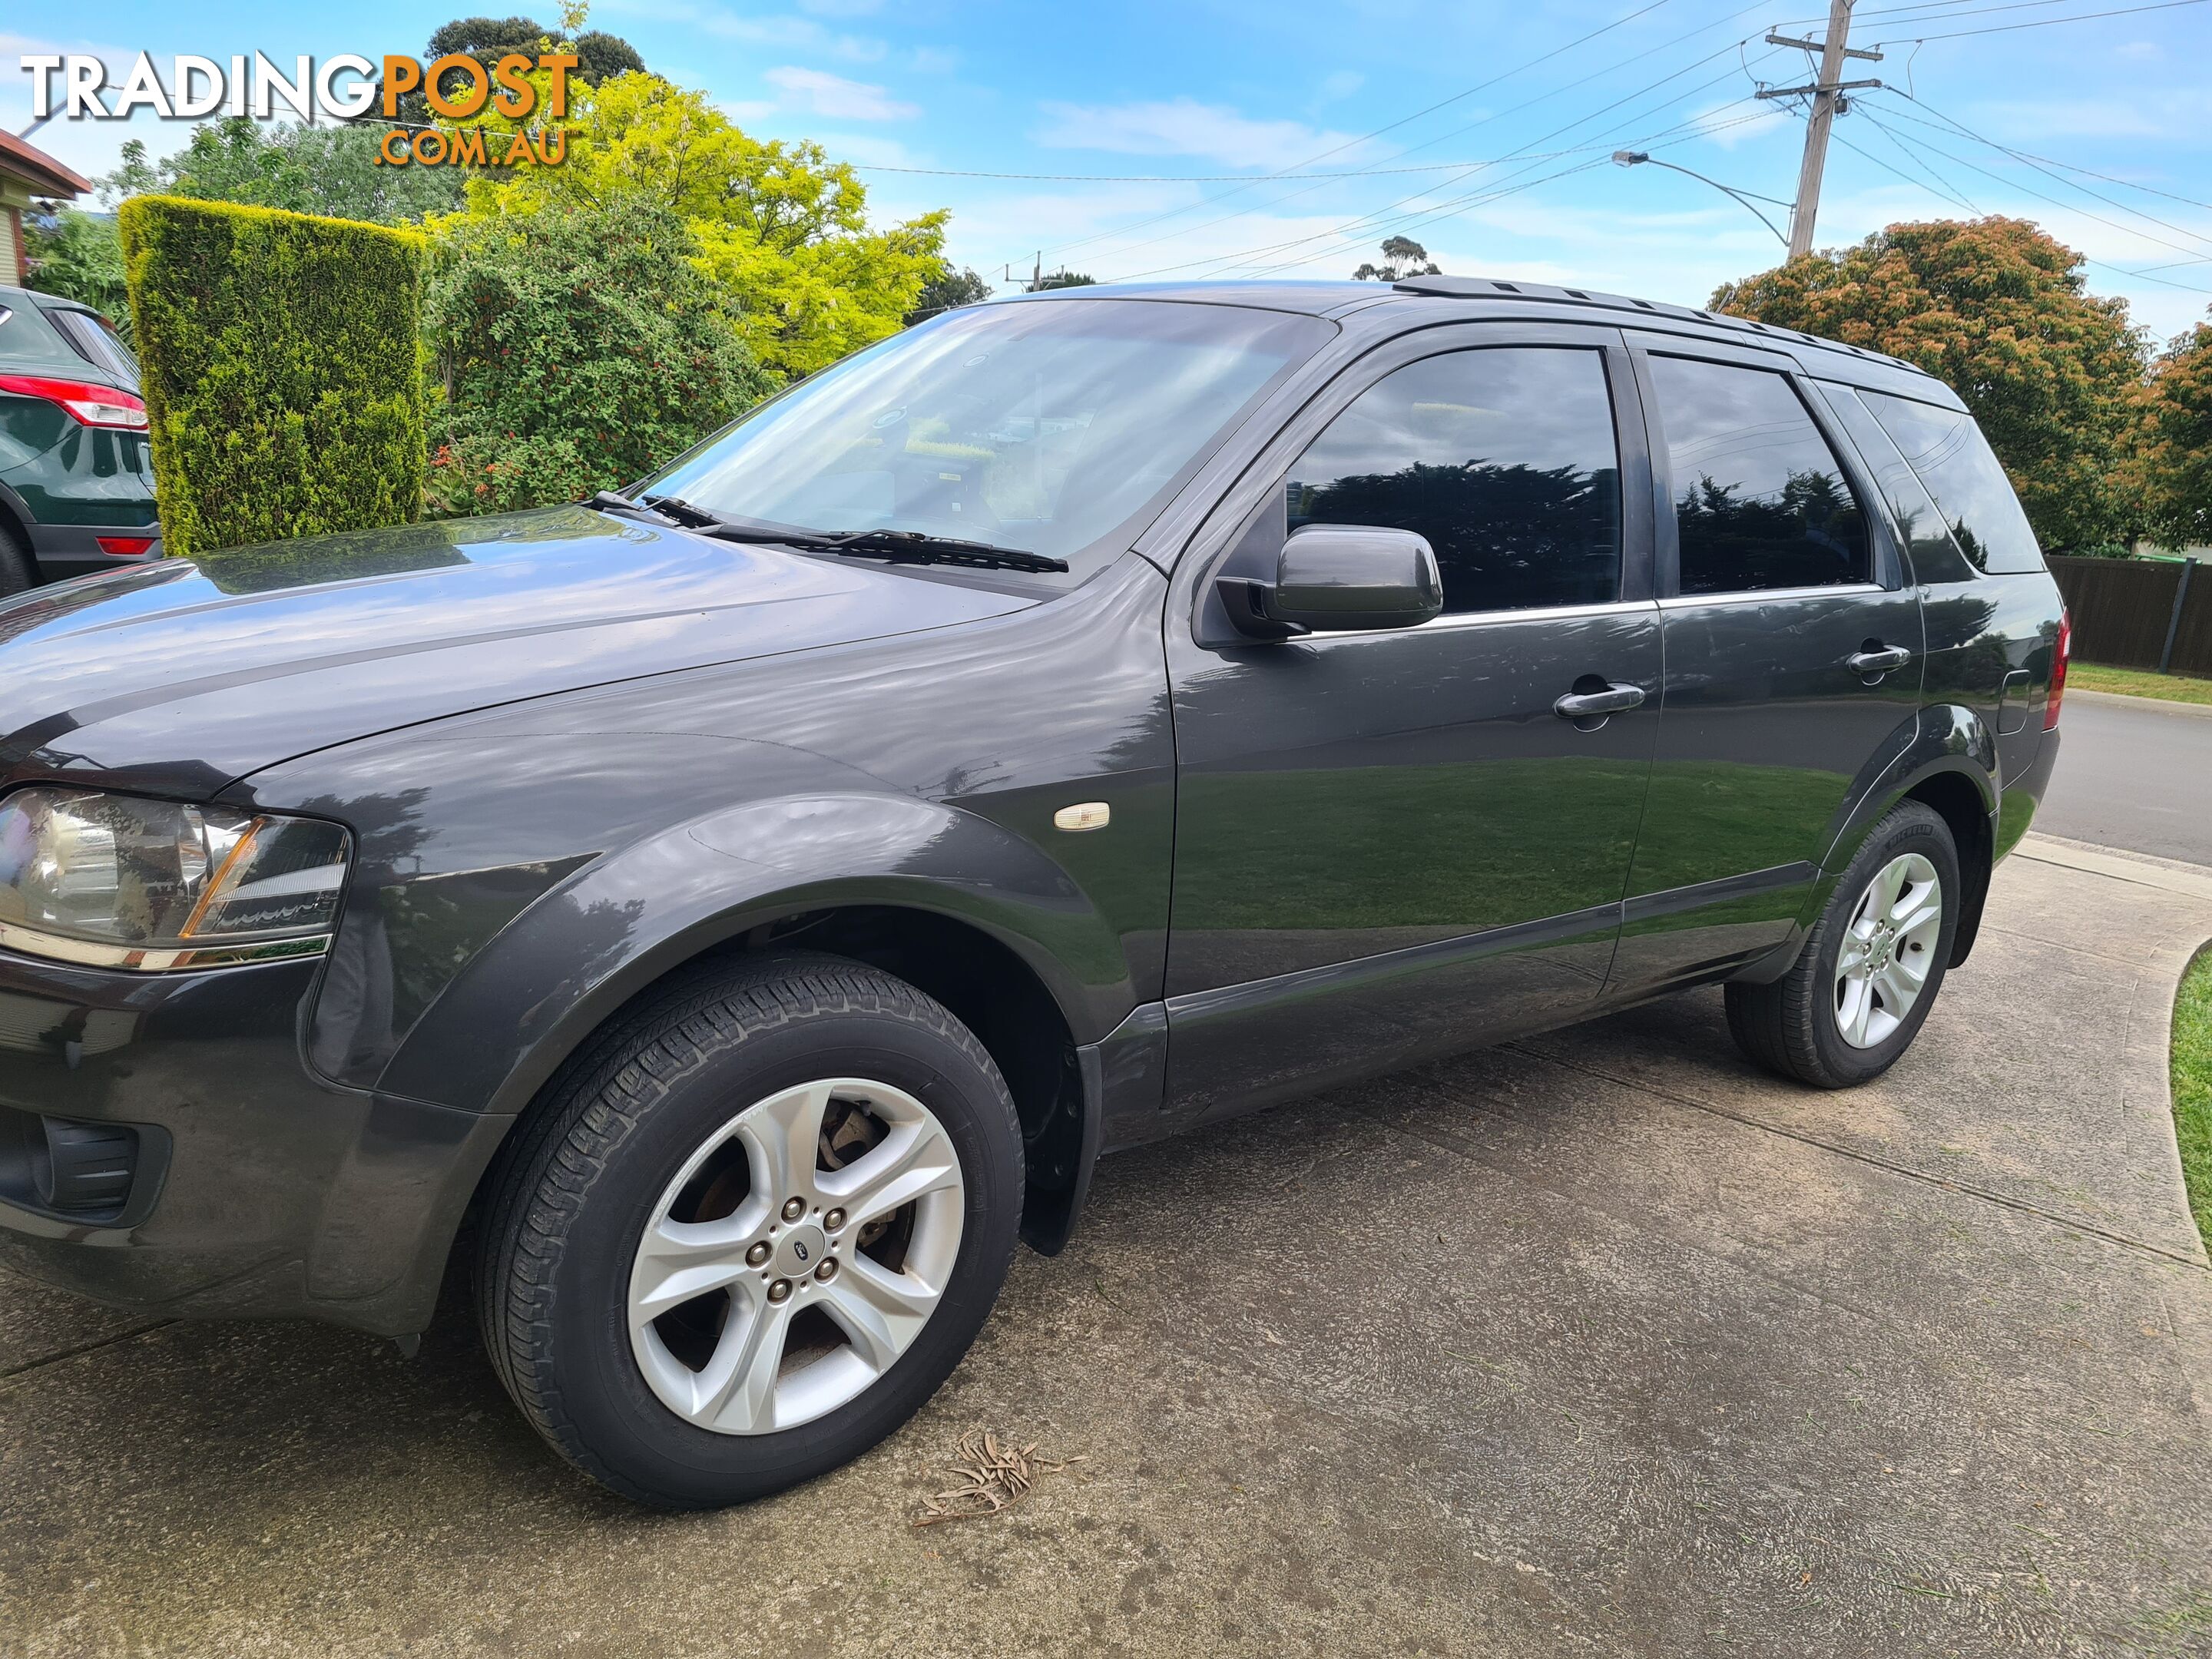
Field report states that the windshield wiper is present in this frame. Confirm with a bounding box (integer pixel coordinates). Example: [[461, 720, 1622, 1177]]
[[650, 510, 1070, 575], [585, 489, 677, 526], [820, 530, 1069, 574], [634, 493, 730, 529]]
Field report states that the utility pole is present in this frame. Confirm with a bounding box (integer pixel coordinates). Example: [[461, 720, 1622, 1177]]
[[1760, 0, 1883, 260]]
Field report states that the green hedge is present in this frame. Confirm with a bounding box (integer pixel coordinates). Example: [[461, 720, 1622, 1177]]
[[119, 195, 425, 557]]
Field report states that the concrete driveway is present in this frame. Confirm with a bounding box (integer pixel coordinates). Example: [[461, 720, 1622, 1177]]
[[3, 833, 2210, 1657]]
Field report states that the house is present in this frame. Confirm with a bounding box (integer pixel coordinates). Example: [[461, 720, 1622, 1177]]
[[0, 128, 93, 283]]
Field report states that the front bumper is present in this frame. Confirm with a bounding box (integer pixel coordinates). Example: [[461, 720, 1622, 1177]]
[[0, 951, 509, 1336]]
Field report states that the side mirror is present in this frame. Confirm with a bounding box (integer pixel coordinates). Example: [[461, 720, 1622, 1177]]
[[1217, 525, 1443, 638]]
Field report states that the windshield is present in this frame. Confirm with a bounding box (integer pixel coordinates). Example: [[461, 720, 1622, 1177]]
[[639, 299, 1332, 575]]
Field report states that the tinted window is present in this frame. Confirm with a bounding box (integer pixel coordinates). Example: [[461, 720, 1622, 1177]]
[[1649, 356, 1867, 594], [643, 300, 1330, 578], [1819, 384, 1976, 584], [1286, 348, 1621, 614], [48, 310, 137, 386], [1861, 392, 2042, 574]]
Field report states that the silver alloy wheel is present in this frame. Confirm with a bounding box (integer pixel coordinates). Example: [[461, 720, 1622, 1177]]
[[627, 1078, 965, 1435], [1833, 851, 1943, 1049]]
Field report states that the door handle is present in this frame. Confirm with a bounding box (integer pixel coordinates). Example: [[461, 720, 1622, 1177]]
[[1553, 683, 1647, 720], [1846, 644, 1913, 676]]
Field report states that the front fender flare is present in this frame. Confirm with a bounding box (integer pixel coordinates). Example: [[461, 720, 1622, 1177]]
[[377, 791, 1138, 1118]]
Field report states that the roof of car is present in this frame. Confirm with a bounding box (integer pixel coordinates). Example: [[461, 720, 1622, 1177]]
[[1008, 276, 1936, 383]]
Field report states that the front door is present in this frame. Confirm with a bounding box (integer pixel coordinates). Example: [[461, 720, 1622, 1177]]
[[1611, 345, 1926, 992], [1163, 336, 1662, 1121]]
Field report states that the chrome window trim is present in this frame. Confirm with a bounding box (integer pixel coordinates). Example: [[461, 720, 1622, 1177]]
[[1306, 596, 1658, 642], [1657, 582, 1883, 609]]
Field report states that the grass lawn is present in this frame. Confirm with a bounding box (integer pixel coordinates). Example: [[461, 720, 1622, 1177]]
[[2071, 662, 2212, 707], [2176, 947, 2212, 1256]]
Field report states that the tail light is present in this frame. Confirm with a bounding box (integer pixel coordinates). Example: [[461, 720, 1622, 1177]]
[[0, 373, 149, 431], [2044, 607, 2071, 731], [94, 535, 157, 556]]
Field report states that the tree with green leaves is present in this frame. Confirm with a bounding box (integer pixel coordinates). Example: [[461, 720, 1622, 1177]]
[[398, 12, 645, 123], [1353, 237, 1442, 281], [22, 208, 132, 339], [1026, 270, 1094, 291], [422, 199, 771, 515], [451, 71, 949, 379], [908, 265, 995, 324], [1711, 217, 2151, 551], [98, 118, 464, 225], [2132, 320, 2212, 550]]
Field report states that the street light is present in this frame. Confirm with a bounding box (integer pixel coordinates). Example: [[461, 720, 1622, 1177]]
[[1611, 151, 1791, 248]]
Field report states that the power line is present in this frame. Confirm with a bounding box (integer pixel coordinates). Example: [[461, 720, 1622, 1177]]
[[1856, 105, 2212, 265], [1871, 0, 2210, 41], [1845, 112, 2212, 293], [1018, 0, 1792, 278], [1154, 47, 1785, 285], [1880, 94, 2212, 217], [1004, 0, 1682, 272]]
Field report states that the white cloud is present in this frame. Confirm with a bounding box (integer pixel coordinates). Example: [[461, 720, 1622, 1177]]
[[1035, 97, 1362, 171], [600, 2, 887, 63], [762, 65, 919, 121]]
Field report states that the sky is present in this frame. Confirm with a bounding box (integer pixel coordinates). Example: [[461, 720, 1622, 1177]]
[[8, 0, 2211, 340]]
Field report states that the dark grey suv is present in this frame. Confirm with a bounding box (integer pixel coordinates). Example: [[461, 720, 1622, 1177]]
[[0, 278, 2067, 1507]]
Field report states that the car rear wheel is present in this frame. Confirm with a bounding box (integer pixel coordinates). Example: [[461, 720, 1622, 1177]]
[[0, 521, 34, 598], [475, 952, 1023, 1508], [1725, 800, 1961, 1089]]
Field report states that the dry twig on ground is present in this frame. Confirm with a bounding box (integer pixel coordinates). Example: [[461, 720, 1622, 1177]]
[[913, 1430, 1083, 1527]]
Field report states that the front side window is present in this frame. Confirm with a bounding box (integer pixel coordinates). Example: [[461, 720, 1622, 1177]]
[[1860, 392, 2043, 574], [1285, 346, 1622, 615], [640, 299, 1330, 578], [1649, 356, 1868, 595]]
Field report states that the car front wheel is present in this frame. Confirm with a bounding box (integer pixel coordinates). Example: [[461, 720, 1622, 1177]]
[[475, 952, 1024, 1508], [1725, 800, 1962, 1089]]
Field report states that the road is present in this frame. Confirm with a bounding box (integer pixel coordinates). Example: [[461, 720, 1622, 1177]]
[[3, 836, 2210, 1657], [2038, 688, 2212, 865]]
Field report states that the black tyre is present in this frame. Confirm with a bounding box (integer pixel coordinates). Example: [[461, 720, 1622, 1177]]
[[0, 520, 35, 598], [475, 952, 1024, 1508], [1725, 800, 1962, 1089]]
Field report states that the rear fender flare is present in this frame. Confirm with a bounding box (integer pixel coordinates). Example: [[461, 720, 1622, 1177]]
[[1796, 703, 1996, 952]]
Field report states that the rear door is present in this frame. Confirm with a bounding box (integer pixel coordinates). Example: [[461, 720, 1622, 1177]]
[[1163, 326, 1663, 1121], [1611, 339, 1925, 994]]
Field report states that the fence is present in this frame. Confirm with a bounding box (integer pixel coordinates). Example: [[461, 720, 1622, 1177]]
[[2048, 555, 2212, 676]]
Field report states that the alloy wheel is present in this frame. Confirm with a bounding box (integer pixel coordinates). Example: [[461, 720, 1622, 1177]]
[[626, 1078, 965, 1435], [1833, 852, 1942, 1050]]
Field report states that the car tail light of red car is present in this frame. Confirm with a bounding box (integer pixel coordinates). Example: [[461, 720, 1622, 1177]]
[[2044, 607, 2071, 731], [0, 373, 150, 432]]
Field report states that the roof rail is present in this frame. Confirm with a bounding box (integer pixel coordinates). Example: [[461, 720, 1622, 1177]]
[[1388, 274, 1928, 378]]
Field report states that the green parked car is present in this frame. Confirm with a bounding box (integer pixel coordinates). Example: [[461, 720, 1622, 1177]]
[[0, 284, 159, 594]]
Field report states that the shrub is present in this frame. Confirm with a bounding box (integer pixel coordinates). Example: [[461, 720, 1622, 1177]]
[[23, 208, 132, 341], [422, 199, 770, 516], [120, 196, 426, 557]]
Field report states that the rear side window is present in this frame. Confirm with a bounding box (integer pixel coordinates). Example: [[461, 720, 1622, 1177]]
[[1819, 385, 1978, 585], [1860, 392, 2042, 574], [1647, 355, 1868, 595], [0, 300, 80, 371], [1286, 346, 1621, 615], [47, 309, 137, 386]]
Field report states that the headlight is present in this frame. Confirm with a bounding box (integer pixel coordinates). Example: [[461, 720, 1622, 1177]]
[[0, 788, 350, 971]]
